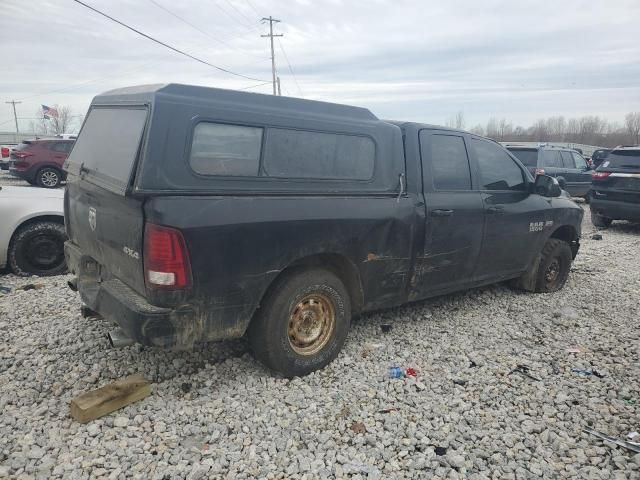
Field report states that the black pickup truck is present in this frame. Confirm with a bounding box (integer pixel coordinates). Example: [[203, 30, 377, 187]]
[[64, 84, 583, 377]]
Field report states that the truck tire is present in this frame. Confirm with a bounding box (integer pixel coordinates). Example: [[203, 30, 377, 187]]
[[36, 167, 62, 188], [248, 268, 351, 377], [8, 221, 67, 276], [590, 211, 612, 228], [511, 239, 573, 293]]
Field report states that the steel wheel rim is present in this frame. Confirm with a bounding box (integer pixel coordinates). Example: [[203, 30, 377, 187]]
[[25, 234, 64, 269], [41, 171, 58, 187], [288, 293, 335, 356], [545, 258, 560, 284]]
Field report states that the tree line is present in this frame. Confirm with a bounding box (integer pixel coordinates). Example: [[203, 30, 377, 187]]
[[446, 112, 640, 148]]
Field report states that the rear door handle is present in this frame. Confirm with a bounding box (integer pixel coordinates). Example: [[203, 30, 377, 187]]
[[487, 206, 505, 214], [432, 209, 453, 217]]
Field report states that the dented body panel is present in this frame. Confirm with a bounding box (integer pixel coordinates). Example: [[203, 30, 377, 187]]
[[64, 84, 583, 349]]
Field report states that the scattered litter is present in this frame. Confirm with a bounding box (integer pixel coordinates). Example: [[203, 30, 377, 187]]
[[180, 382, 192, 393], [0, 285, 10, 294], [453, 379, 468, 386], [361, 342, 383, 358], [583, 428, 640, 453], [350, 421, 366, 434], [591, 233, 603, 240], [508, 364, 541, 381], [380, 323, 393, 333], [571, 367, 604, 378], [627, 432, 640, 445], [70, 374, 151, 423], [378, 407, 399, 414], [566, 347, 582, 353], [388, 367, 418, 379], [468, 360, 478, 368], [17, 283, 45, 291], [434, 446, 447, 456]]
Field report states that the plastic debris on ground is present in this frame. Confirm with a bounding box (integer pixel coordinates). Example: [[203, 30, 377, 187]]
[[571, 367, 604, 378]]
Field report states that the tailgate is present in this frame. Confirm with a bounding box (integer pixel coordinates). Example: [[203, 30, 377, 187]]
[[64, 105, 149, 295], [66, 179, 146, 295]]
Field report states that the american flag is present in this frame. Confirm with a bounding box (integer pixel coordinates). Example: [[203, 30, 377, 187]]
[[42, 105, 58, 120]]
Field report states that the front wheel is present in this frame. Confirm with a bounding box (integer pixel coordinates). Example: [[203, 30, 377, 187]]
[[8, 221, 67, 276], [36, 167, 62, 188], [248, 268, 351, 377], [591, 211, 612, 228], [511, 239, 573, 293]]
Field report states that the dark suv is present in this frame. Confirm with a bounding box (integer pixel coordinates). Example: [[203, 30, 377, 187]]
[[64, 84, 582, 377], [590, 146, 640, 227], [505, 145, 591, 199], [9, 139, 75, 188]]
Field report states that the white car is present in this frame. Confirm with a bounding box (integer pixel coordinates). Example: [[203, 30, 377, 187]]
[[0, 186, 66, 276]]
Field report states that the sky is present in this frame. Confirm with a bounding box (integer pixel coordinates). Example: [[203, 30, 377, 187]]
[[1, 0, 639, 133]]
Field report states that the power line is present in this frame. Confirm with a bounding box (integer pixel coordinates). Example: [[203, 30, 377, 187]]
[[244, 0, 261, 16], [147, 0, 266, 61], [238, 81, 271, 90], [221, 0, 257, 26], [211, 0, 262, 33], [71, 0, 268, 83], [278, 40, 304, 98]]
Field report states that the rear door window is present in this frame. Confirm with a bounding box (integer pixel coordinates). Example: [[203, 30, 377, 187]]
[[560, 151, 576, 169], [189, 122, 263, 176], [263, 128, 375, 180], [508, 149, 538, 167], [541, 150, 562, 168], [473, 139, 526, 191], [420, 132, 471, 190], [66, 107, 148, 194], [572, 152, 588, 170]]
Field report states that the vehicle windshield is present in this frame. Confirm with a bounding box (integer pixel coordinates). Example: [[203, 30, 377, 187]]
[[602, 151, 640, 170], [508, 148, 538, 167]]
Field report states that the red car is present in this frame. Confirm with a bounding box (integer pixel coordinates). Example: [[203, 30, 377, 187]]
[[9, 139, 75, 188]]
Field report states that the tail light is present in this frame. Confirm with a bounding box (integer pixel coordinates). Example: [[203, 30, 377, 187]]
[[534, 168, 545, 176], [1, 147, 8, 158], [592, 171, 611, 180], [144, 223, 192, 289]]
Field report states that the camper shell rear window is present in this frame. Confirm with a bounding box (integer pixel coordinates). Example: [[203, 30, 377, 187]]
[[66, 106, 148, 194]]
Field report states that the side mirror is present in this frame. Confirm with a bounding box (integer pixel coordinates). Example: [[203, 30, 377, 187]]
[[534, 174, 562, 197]]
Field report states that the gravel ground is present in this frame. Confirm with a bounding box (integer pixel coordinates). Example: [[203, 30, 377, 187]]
[[1, 173, 639, 479]]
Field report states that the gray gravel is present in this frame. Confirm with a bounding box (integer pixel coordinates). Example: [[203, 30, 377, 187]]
[[1, 172, 639, 479]]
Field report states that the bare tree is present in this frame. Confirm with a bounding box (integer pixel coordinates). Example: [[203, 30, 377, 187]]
[[27, 104, 77, 136], [625, 112, 640, 144], [486, 117, 499, 139], [445, 111, 465, 130], [469, 124, 485, 136], [497, 118, 513, 141]]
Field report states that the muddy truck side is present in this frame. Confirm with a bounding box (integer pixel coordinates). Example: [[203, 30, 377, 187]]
[[64, 84, 583, 377]]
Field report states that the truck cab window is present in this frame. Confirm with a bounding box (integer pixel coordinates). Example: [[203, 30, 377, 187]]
[[473, 139, 526, 191], [421, 133, 471, 190]]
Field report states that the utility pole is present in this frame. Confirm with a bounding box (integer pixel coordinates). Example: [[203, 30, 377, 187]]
[[261, 16, 283, 96], [5, 100, 22, 140], [277, 76, 282, 96]]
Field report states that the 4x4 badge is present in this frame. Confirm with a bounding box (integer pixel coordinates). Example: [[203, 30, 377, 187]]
[[88, 207, 97, 231]]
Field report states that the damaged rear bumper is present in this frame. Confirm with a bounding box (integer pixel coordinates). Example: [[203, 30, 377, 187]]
[[64, 241, 249, 348]]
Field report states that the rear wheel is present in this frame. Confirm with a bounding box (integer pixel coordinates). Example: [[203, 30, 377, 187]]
[[248, 268, 351, 377], [8, 222, 67, 276], [36, 167, 62, 188], [591, 211, 612, 228]]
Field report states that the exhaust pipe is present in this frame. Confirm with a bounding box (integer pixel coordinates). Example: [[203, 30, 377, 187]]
[[107, 328, 135, 348]]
